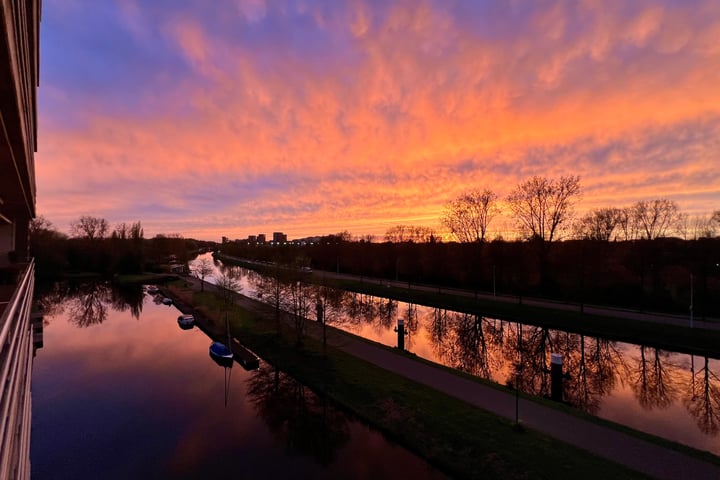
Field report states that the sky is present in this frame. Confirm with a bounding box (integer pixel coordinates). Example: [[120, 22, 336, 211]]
[[36, 0, 720, 241]]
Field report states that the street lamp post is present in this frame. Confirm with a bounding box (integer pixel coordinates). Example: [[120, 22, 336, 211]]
[[493, 265, 496, 297], [690, 274, 694, 329]]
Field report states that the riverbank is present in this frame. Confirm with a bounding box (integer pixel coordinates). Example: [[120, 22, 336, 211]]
[[164, 275, 720, 479], [215, 253, 720, 356]]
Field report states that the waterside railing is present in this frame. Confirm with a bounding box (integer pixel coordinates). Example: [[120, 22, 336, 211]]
[[0, 260, 36, 480]]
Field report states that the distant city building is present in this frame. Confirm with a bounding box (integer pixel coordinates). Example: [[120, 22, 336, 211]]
[[257, 234, 266, 243], [248, 235, 257, 244], [221, 236, 229, 244], [273, 232, 287, 243]]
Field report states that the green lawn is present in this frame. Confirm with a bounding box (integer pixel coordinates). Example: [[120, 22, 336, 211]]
[[170, 282, 650, 479]]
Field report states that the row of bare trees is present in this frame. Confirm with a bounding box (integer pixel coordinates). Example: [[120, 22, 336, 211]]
[[439, 176, 581, 243], [574, 201, 720, 241], [385, 175, 718, 243]]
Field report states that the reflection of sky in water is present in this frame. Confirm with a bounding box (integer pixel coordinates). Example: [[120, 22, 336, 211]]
[[201, 253, 720, 456], [31, 287, 447, 480]]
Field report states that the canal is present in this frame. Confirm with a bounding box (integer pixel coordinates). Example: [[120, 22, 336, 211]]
[[200, 253, 720, 457], [30, 282, 447, 479]]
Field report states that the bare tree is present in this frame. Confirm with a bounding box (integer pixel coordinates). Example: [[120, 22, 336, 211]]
[[129, 221, 144, 240], [192, 257, 215, 292], [70, 215, 109, 240], [708, 210, 720, 238], [441, 189, 499, 242], [216, 269, 240, 303], [690, 215, 714, 239], [29, 215, 55, 236], [251, 260, 289, 335], [289, 278, 310, 345], [216, 268, 241, 336], [633, 199, 679, 240], [573, 207, 621, 241], [314, 285, 344, 355], [113, 222, 129, 240], [616, 206, 643, 240], [674, 213, 690, 240], [384, 224, 437, 243], [507, 176, 581, 242]]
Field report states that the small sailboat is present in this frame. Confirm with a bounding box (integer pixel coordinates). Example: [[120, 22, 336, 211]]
[[209, 311, 234, 407], [209, 311, 233, 362], [209, 341, 233, 360]]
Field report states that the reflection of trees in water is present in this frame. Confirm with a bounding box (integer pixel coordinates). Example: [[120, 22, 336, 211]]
[[629, 347, 679, 410], [378, 297, 398, 330], [403, 302, 418, 333], [428, 311, 498, 380], [428, 308, 452, 360], [36, 281, 145, 327], [110, 285, 144, 319], [504, 326, 623, 413], [217, 262, 242, 280], [34, 282, 72, 319], [514, 325, 555, 396], [561, 336, 624, 414], [684, 356, 720, 435], [246, 366, 350, 465], [427, 316, 623, 408], [340, 292, 398, 337], [67, 282, 112, 327]]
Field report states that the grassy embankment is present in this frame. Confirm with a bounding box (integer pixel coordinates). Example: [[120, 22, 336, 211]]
[[167, 280, 651, 480], [218, 256, 720, 355], [323, 276, 720, 355]]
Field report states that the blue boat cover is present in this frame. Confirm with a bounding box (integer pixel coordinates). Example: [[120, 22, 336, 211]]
[[210, 342, 232, 357]]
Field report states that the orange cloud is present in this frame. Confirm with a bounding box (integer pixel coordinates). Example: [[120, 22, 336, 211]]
[[36, 0, 720, 240]]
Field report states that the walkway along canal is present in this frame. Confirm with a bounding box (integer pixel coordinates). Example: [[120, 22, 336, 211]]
[[198, 253, 720, 457], [186, 253, 718, 478]]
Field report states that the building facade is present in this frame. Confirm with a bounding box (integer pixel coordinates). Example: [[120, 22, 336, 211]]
[[0, 1, 41, 478]]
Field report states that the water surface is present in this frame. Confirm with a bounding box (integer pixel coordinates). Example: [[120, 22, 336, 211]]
[[31, 282, 446, 479], [200, 253, 720, 456]]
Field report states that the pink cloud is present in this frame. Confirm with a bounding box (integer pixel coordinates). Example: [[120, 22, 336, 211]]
[[36, 0, 720, 240]]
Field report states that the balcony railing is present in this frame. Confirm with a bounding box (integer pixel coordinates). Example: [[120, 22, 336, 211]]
[[0, 260, 35, 480]]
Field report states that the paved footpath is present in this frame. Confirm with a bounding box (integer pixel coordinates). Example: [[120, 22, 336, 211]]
[[182, 275, 720, 480]]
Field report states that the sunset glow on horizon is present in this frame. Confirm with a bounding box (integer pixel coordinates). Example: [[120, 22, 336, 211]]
[[37, 0, 720, 241]]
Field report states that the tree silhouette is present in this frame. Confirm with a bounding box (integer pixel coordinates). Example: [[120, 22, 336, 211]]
[[507, 175, 580, 243], [192, 257, 214, 292], [684, 355, 720, 435], [429, 308, 453, 361], [512, 325, 556, 396], [633, 199, 679, 240], [629, 347, 679, 410], [67, 282, 111, 327], [246, 367, 350, 465], [573, 208, 622, 241], [70, 215, 108, 240], [560, 335, 624, 414], [441, 189, 499, 242]]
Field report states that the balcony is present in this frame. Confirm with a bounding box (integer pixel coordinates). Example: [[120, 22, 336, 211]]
[[0, 260, 36, 480]]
